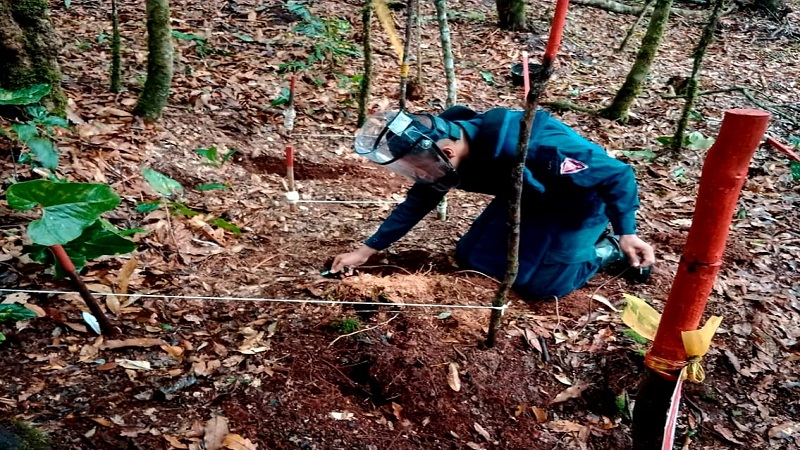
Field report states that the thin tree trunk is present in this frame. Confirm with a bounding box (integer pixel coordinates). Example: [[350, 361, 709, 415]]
[[617, 0, 655, 52], [357, 0, 372, 127], [671, 0, 724, 154], [134, 0, 174, 121], [600, 0, 673, 122], [398, 0, 416, 110], [0, 0, 67, 114], [110, 0, 122, 93], [572, 0, 707, 18], [495, 0, 526, 31], [434, 0, 456, 221]]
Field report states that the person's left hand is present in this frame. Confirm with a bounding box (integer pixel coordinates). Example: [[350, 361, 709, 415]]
[[619, 234, 656, 268]]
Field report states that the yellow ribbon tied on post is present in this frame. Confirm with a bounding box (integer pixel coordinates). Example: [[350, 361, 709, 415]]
[[621, 294, 722, 383]]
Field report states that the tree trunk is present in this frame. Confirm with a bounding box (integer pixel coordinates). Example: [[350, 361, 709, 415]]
[[0, 0, 67, 114], [357, 0, 372, 127], [600, 0, 673, 122], [496, 0, 526, 31], [110, 0, 122, 93], [134, 0, 174, 121], [398, 0, 416, 110], [671, 0, 724, 154]]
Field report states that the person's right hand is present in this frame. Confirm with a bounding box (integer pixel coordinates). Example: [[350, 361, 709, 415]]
[[331, 245, 378, 273]]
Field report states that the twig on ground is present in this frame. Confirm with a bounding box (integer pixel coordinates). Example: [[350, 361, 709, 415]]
[[328, 313, 399, 347]]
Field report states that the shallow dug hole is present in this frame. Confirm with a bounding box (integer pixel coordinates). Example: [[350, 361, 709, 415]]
[[238, 153, 378, 180]]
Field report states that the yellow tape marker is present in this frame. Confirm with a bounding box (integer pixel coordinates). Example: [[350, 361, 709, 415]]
[[372, 0, 404, 63]]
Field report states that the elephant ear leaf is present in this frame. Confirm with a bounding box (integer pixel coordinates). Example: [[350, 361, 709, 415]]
[[0, 84, 51, 105], [6, 180, 120, 246]]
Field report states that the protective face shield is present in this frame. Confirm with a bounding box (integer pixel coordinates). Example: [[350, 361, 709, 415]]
[[354, 111, 462, 191]]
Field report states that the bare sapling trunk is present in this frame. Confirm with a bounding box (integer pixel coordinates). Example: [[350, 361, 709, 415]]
[[134, 0, 174, 120], [110, 0, 122, 93], [600, 0, 673, 122], [398, 0, 416, 110], [671, 0, 725, 154], [0, 0, 67, 114], [486, 65, 552, 347], [357, 0, 372, 127], [434, 0, 456, 221], [617, 0, 655, 52]]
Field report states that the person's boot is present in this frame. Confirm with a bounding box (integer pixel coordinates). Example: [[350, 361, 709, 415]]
[[595, 232, 652, 283]]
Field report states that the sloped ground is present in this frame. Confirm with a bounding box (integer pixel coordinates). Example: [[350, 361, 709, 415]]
[[1, 0, 799, 449]]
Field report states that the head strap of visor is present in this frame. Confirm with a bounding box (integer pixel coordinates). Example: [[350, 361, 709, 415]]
[[374, 111, 462, 165]]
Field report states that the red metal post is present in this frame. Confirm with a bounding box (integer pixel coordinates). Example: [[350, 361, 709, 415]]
[[523, 51, 530, 99], [648, 109, 769, 365], [543, 0, 570, 67], [632, 109, 769, 449]]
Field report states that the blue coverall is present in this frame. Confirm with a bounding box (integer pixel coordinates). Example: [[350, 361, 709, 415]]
[[363, 107, 640, 299]]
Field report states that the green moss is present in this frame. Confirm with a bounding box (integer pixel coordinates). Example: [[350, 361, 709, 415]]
[[0, 420, 51, 450], [9, 0, 48, 20]]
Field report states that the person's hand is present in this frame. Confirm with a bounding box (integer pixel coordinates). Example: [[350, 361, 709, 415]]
[[619, 235, 655, 268], [331, 245, 378, 273]]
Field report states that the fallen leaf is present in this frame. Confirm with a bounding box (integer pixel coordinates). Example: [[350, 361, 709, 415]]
[[18, 379, 45, 402], [90, 417, 114, 427], [115, 359, 151, 371], [223, 433, 258, 450], [591, 294, 619, 312], [82, 312, 101, 334], [447, 362, 461, 392], [118, 258, 138, 295], [101, 338, 168, 350], [473, 422, 491, 442], [548, 419, 587, 433], [552, 381, 591, 404], [106, 295, 121, 315], [531, 406, 548, 423], [553, 372, 573, 386], [163, 434, 189, 449], [465, 443, 486, 450], [329, 411, 354, 420], [204, 415, 230, 450], [768, 422, 799, 441]]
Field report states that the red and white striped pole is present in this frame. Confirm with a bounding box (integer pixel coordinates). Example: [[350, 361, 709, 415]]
[[284, 74, 298, 210]]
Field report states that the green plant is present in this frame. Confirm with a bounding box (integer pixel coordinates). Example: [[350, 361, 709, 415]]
[[0, 84, 68, 170], [196, 147, 237, 168], [6, 180, 137, 277], [0, 304, 37, 343], [138, 168, 241, 235], [172, 30, 216, 58], [656, 131, 714, 151], [332, 317, 361, 334], [0, 419, 51, 450], [282, 0, 361, 71]]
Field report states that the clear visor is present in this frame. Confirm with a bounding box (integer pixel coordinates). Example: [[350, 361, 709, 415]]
[[354, 112, 459, 190]]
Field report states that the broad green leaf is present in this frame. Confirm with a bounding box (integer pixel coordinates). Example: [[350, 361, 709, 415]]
[[172, 30, 205, 42], [208, 217, 242, 235], [167, 201, 199, 217], [41, 115, 69, 128], [142, 168, 183, 197], [11, 123, 39, 142], [0, 304, 37, 323], [26, 137, 59, 169], [26, 105, 48, 120], [655, 136, 673, 147], [6, 180, 120, 246], [136, 201, 162, 213], [271, 87, 291, 106], [234, 34, 255, 42], [437, 311, 452, 320], [196, 183, 229, 191], [25, 220, 135, 277], [686, 131, 714, 151], [196, 146, 218, 162], [791, 161, 800, 182], [480, 71, 494, 85], [620, 149, 657, 162], [0, 332, 4, 343], [220, 149, 238, 165], [119, 227, 148, 236], [0, 84, 51, 105]]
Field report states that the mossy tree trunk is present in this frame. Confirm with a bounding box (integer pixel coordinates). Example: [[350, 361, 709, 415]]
[[496, 0, 526, 31], [356, 0, 372, 127], [600, 0, 673, 122], [0, 0, 67, 114], [134, 0, 174, 121]]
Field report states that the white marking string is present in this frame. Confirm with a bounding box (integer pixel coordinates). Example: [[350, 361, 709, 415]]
[[0, 288, 508, 312], [295, 199, 401, 204]]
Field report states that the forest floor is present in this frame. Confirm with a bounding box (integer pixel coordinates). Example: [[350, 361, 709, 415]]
[[1, 0, 799, 449]]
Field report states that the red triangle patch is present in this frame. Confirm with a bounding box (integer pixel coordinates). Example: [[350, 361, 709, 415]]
[[560, 157, 588, 174]]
